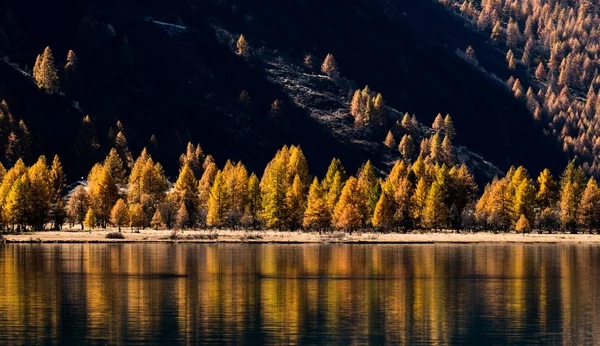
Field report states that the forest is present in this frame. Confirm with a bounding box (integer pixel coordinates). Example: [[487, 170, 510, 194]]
[[0, 105, 596, 234], [444, 0, 600, 175]]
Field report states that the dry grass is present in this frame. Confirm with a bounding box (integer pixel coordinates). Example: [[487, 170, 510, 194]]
[[322, 232, 348, 242], [3, 227, 600, 244]]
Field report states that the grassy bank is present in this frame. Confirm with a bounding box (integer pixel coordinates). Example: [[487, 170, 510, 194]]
[[2, 228, 600, 244]]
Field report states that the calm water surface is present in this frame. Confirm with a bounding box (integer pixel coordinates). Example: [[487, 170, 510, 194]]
[[0, 243, 599, 345]]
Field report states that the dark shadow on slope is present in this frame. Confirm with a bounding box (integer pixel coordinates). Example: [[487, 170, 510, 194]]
[[0, 0, 567, 181], [0, 0, 360, 178], [208, 0, 567, 176]]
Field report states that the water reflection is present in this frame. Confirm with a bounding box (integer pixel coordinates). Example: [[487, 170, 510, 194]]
[[0, 244, 599, 344]]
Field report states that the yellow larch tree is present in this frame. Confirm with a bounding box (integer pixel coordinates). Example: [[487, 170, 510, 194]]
[[26, 156, 51, 230], [578, 178, 600, 233], [245, 173, 262, 229], [372, 191, 394, 232], [333, 177, 362, 233], [3, 174, 28, 231], [321, 53, 338, 76], [151, 209, 164, 230], [303, 178, 331, 232], [49, 155, 67, 229], [173, 164, 198, 227], [207, 170, 230, 228], [198, 160, 218, 226], [236, 34, 249, 57], [285, 174, 306, 230], [129, 203, 144, 232], [261, 146, 291, 230], [83, 208, 97, 231], [34, 46, 60, 94], [176, 202, 189, 230], [110, 199, 129, 232], [67, 185, 89, 230]]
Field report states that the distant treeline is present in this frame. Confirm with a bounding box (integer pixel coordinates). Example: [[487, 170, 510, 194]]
[[445, 0, 600, 175]]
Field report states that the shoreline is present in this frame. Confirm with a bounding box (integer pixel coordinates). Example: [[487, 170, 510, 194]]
[[3, 229, 600, 244]]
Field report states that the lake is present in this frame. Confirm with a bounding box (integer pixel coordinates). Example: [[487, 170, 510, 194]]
[[0, 243, 599, 344]]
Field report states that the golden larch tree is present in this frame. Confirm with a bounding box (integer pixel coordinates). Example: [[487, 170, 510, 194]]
[[372, 192, 394, 232], [129, 203, 144, 232], [512, 178, 535, 227], [303, 178, 331, 232], [326, 173, 344, 215], [444, 114, 455, 139], [411, 177, 428, 227], [260, 146, 291, 230], [223, 161, 249, 227], [399, 135, 415, 162], [207, 170, 230, 228], [114, 131, 134, 170], [26, 156, 51, 230], [322, 158, 347, 193], [578, 178, 600, 233], [176, 202, 189, 230], [422, 180, 447, 230], [236, 34, 249, 57], [151, 209, 164, 230], [333, 177, 362, 233], [173, 164, 198, 227], [559, 161, 586, 232], [515, 214, 531, 234], [67, 185, 89, 230], [49, 155, 67, 229], [84, 208, 97, 231], [245, 173, 262, 229], [104, 148, 126, 186], [179, 142, 204, 177], [432, 113, 445, 133], [321, 53, 338, 76], [394, 178, 415, 231], [111, 199, 129, 232], [285, 175, 306, 230], [3, 174, 28, 231], [34, 46, 60, 94], [384, 130, 396, 149], [357, 161, 378, 225], [536, 168, 558, 211], [198, 161, 218, 225]]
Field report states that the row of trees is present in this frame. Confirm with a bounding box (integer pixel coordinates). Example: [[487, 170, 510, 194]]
[[0, 135, 598, 233], [66, 143, 479, 233], [0, 99, 596, 234], [476, 160, 600, 233], [385, 113, 456, 167], [0, 156, 66, 231]]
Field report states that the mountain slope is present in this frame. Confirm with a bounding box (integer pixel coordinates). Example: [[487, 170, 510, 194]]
[[0, 0, 566, 181]]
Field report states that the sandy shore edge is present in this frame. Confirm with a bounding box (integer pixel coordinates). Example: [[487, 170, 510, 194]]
[[2, 229, 600, 244]]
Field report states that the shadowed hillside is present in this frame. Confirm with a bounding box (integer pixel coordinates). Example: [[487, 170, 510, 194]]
[[0, 0, 567, 181]]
